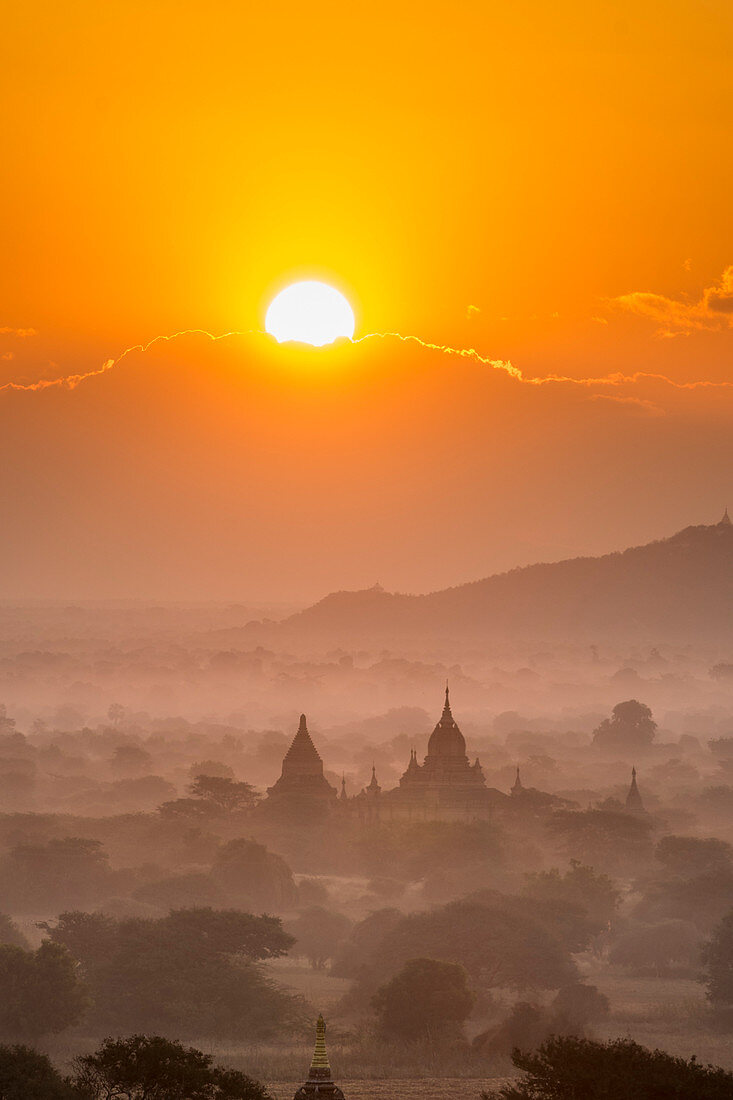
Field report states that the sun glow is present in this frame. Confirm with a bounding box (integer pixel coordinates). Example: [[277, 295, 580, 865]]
[[265, 281, 355, 347]]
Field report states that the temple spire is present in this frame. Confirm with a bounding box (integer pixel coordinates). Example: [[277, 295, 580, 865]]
[[721, 507, 731, 527], [625, 765, 646, 814], [443, 680, 451, 716]]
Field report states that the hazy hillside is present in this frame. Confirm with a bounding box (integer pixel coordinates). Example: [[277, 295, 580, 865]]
[[274, 520, 733, 646]]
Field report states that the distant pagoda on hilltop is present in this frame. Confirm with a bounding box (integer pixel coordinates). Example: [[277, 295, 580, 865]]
[[293, 1015, 344, 1100]]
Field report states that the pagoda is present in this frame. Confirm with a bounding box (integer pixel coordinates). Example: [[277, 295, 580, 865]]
[[381, 685, 507, 820], [265, 714, 338, 810], [625, 766, 647, 815], [293, 1014, 345, 1100]]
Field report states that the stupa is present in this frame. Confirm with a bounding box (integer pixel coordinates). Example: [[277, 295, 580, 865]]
[[293, 1014, 345, 1100]]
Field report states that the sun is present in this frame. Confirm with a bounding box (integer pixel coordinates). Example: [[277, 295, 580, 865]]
[[265, 281, 355, 346]]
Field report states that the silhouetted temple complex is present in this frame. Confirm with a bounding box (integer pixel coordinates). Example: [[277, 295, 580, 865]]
[[265, 690, 647, 824], [294, 1015, 344, 1100]]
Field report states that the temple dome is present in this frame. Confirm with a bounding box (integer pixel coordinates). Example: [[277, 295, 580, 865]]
[[426, 685, 467, 759]]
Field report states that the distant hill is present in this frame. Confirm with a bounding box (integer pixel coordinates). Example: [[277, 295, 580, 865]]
[[275, 518, 733, 646]]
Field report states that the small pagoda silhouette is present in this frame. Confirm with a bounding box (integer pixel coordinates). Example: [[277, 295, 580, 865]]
[[293, 1015, 344, 1099]]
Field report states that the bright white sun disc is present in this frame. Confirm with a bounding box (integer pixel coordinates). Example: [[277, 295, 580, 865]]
[[265, 281, 355, 346]]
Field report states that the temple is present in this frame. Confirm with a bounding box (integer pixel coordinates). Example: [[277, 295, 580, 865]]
[[625, 766, 646, 815], [293, 1014, 345, 1100], [720, 507, 731, 527], [376, 685, 506, 820], [265, 714, 338, 813], [264, 689, 582, 822]]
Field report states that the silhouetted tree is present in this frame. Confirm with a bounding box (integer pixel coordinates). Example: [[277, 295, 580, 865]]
[[0, 942, 87, 1042], [45, 909, 296, 1039], [0, 837, 111, 913], [633, 869, 733, 932], [110, 744, 152, 777], [524, 861, 620, 933], [72, 1035, 269, 1099], [338, 898, 576, 1006], [551, 982, 609, 1030], [331, 908, 403, 978], [189, 759, 235, 780], [702, 910, 733, 1005], [372, 958, 475, 1042], [189, 775, 258, 812], [592, 700, 656, 751], [0, 1044, 79, 1100], [285, 907, 352, 969], [475, 985, 608, 1059], [549, 809, 653, 871], [655, 836, 733, 878], [474, 1002, 553, 1059], [482, 1036, 733, 1099], [610, 920, 701, 976], [0, 914, 29, 950], [211, 839, 297, 910]]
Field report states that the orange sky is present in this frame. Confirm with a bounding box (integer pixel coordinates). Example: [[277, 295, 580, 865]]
[[1, 2, 733, 600]]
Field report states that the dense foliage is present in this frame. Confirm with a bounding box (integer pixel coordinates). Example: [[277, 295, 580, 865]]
[[0, 1044, 79, 1100], [72, 1035, 270, 1100], [483, 1036, 733, 1099], [702, 910, 733, 1005], [0, 942, 87, 1042], [372, 957, 475, 1041], [45, 908, 298, 1038]]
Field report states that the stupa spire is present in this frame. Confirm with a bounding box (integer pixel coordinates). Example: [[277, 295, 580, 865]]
[[625, 765, 646, 814], [721, 507, 731, 527], [294, 1014, 344, 1099], [443, 680, 451, 716], [310, 1013, 330, 1073]]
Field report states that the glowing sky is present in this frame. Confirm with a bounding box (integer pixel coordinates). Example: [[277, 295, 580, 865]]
[[1, 2, 732, 600]]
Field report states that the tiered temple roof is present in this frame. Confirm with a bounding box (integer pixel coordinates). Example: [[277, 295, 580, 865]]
[[266, 714, 338, 804]]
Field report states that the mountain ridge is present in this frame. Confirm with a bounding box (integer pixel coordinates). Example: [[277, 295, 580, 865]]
[[274, 517, 733, 645]]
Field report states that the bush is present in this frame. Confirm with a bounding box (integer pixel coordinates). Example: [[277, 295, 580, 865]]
[[372, 958, 475, 1042], [482, 1035, 733, 1099], [610, 920, 701, 976], [0, 1044, 78, 1100], [211, 839, 297, 910], [72, 1034, 269, 1099]]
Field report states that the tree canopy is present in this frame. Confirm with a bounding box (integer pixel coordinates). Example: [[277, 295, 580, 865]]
[[0, 1044, 79, 1100], [372, 957, 475, 1042], [0, 942, 87, 1042], [72, 1035, 270, 1100], [592, 700, 657, 752], [45, 908, 297, 1039], [483, 1035, 733, 1099]]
